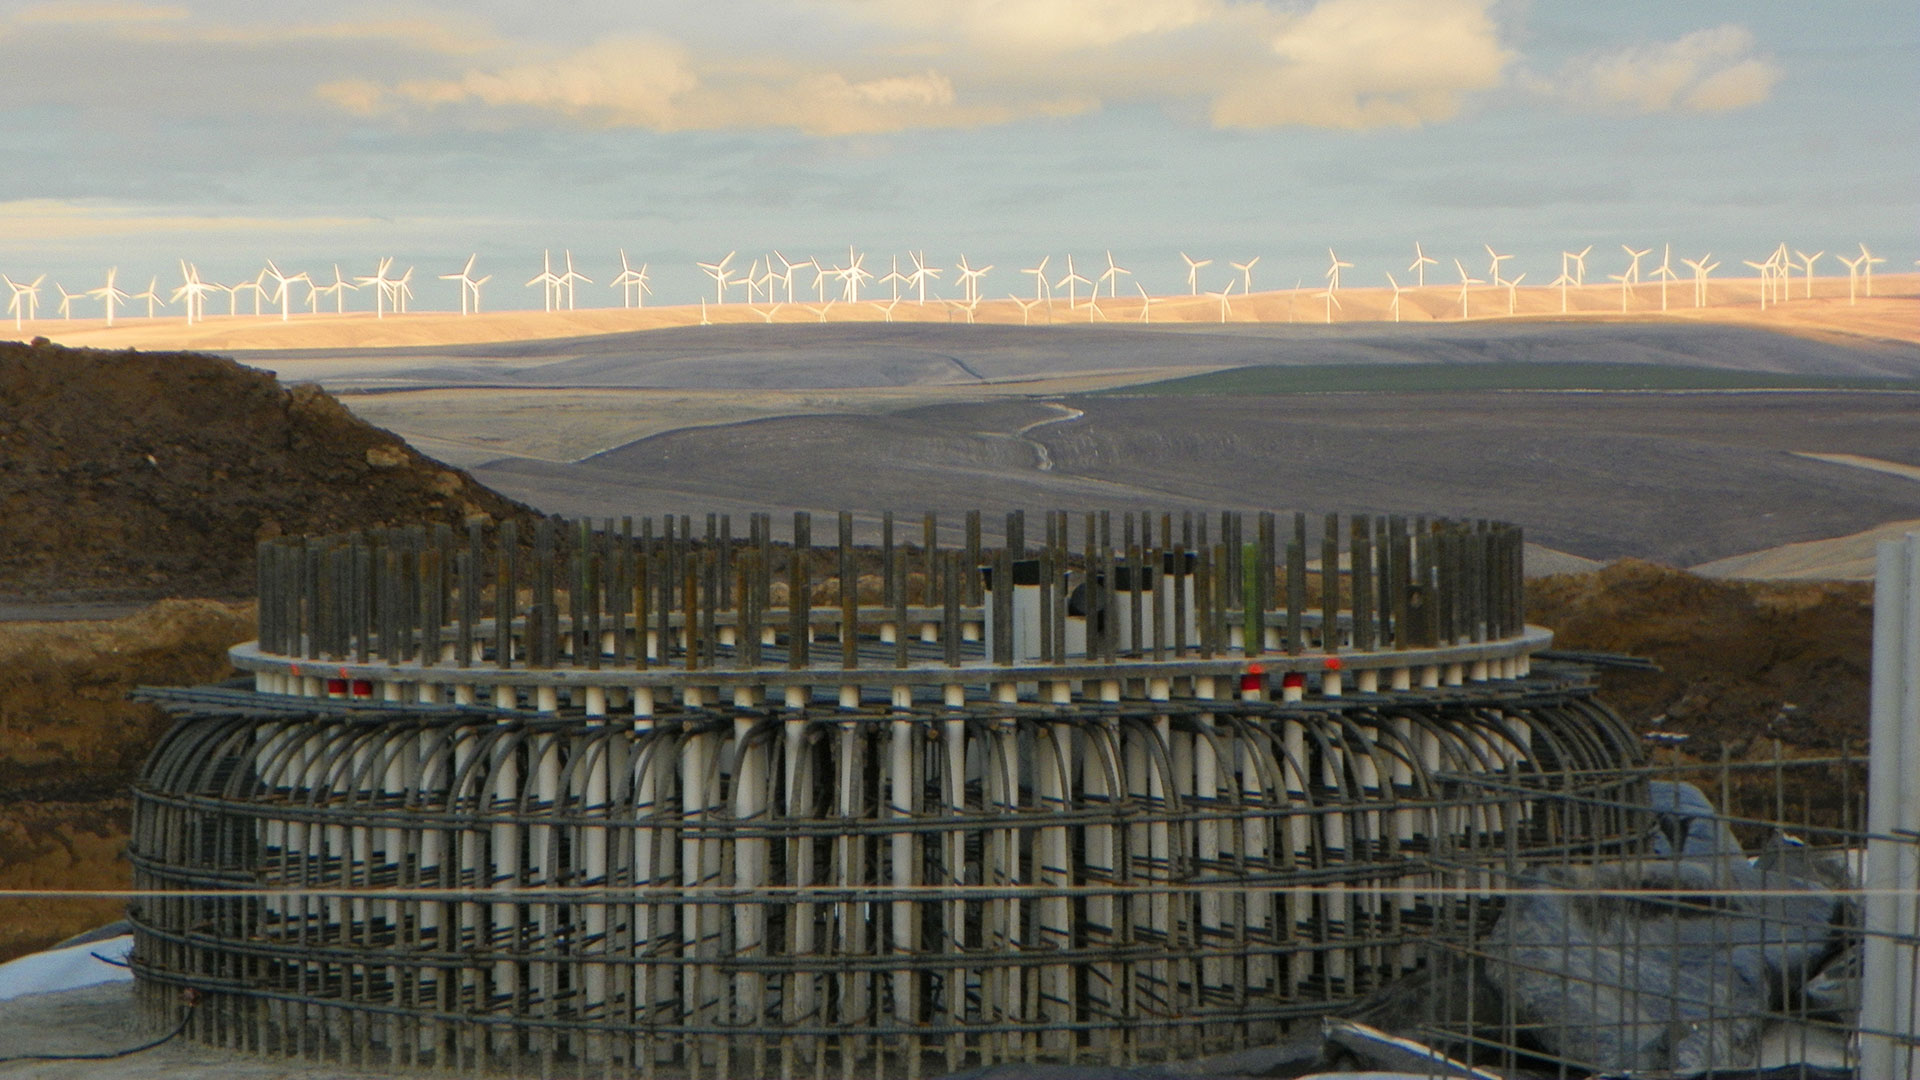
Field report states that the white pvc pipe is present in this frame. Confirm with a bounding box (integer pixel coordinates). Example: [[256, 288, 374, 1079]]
[[1863, 533, 1920, 1079]]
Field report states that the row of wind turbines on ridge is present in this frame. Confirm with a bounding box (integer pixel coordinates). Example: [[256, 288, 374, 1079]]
[[1, 241, 1900, 331]]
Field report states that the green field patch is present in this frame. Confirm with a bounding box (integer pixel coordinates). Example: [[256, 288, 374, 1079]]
[[1101, 362, 1920, 396]]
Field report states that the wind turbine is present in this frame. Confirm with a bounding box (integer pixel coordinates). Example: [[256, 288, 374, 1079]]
[[1859, 243, 1885, 297], [1484, 244, 1514, 288], [360, 257, 400, 318], [1681, 254, 1718, 308], [263, 261, 309, 322], [1325, 248, 1353, 292], [232, 273, 265, 317], [316, 265, 357, 315], [1741, 259, 1773, 310], [393, 267, 415, 314], [1765, 243, 1791, 304], [1101, 251, 1133, 298], [1135, 282, 1155, 324], [442, 255, 483, 315], [55, 283, 81, 320], [1651, 245, 1678, 313], [1180, 252, 1211, 296], [1794, 250, 1823, 299], [558, 252, 590, 310], [1608, 270, 1633, 313], [609, 251, 643, 309], [1409, 243, 1437, 288], [773, 252, 810, 304], [751, 303, 784, 324], [1315, 284, 1340, 324], [88, 267, 131, 327], [697, 251, 736, 305], [955, 256, 991, 305], [1206, 280, 1235, 324], [4, 274, 42, 330], [1836, 252, 1864, 305], [804, 300, 836, 324], [1548, 271, 1574, 314], [131, 276, 162, 318], [1453, 259, 1483, 319], [1055, 255, 1090, 308], [1228, 256, 1259, 296], [839, 246, 870, 303], [1564, 245, 1592, 287], [741, 257, 762, 303], [1021, 255, 1051, 303], [871, 297, 899, 324], [169, 262, 210, 325], [1385, 272, 1405, 322], [1010, 294, 1040, 326], [878, 255, 907, 302], [907, 251, 940, 303], [1621, 245, 1651, 289], [1503, 272, 1526, 316]]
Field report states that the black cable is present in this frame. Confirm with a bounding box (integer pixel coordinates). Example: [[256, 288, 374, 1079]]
[[0, 995, 195, 1064]]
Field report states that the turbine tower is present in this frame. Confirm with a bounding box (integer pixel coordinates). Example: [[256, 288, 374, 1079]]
[[1205, 280, 1235, 324], [907, 251, 940, 303], [87, 267, 131, 327], [1503, 272, 1526, 316], [169, 263, 211, 325], [955, 256, 991, 306], [1794, 250, 1823, 299], [1741, 259, 1773, 310], [1681, 254, 1718, 308], [1409, 243, 1437, 288], [1229, 255, 1258, 295], [1325, 248, 1353, 292], [1453, 259, 1483, 319], [132, 276, 163, 318], [263, 260, 309, 322], [559, 252, 590, 310], [1021, 256, 1051, 303], [1564, 245, 1592, 287], [839, 246, 871, 303], [1859, 243, 1885, 297], [1651, 245, 1678, 313], [697, 251, 736, 305], [1548, 270, 1574, 314], [1134, 282, 1155, 324], [1836, 252, 1864, 305], [878, 255, 907, 302], [1101, 251, 1133, 298], [1385, 272, 1405, 322], [360, 257, 400, 318], [4, 274, 42, 330], [55, 283, 81, 320], [442, 255, 482, 315], [1055, 256, 1091, 308], [1180, 252, 1211, 296], [1621, 245, 1651, 288], [1483, 245, 1514, 288]]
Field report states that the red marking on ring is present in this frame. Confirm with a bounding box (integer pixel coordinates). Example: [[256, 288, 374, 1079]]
[[1239, 669, 1266, 693], [289, 663, 301, 677], [1324, 657, 1343, 671], [1281, 672, 1306, 689], [326, 678, 347, 695], [350, 679, 374, 697]]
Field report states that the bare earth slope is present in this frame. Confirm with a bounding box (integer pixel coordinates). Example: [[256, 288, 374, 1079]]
[[0, 340, 537, 601]]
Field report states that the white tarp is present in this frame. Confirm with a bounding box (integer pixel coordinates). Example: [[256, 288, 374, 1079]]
[[0, 934, 132, 1002]]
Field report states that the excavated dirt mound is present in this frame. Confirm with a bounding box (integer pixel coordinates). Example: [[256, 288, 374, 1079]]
[[1528, 559, 1872, 753], [0, 339, 535, 602]]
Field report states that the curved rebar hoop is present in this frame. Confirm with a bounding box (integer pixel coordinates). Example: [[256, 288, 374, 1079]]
[[132, 677, 1643, 1077]]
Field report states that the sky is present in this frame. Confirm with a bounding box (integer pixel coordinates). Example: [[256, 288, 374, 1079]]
[[0, 0, 1912, 312]]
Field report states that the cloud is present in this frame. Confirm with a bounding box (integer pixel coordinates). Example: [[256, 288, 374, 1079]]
[[845, 0, 1227, 53], [1211, 0, 1510, 129], [329, 0, 1513, 135], [0, 199, 377, 241], [1531, 25, 1780, 114], [354, 34, 1059, 135]]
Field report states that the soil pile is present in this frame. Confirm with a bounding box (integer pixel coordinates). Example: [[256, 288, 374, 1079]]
[[0, 599, 253, 961], [0, 339, 535, 601], [1528, 559, 1873, 755]]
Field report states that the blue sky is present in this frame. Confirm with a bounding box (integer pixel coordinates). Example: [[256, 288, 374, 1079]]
[[0, 0, 1911, 311]]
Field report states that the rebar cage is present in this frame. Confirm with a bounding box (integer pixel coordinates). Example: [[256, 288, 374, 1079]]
[[128, 508, 1652, 1077]]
